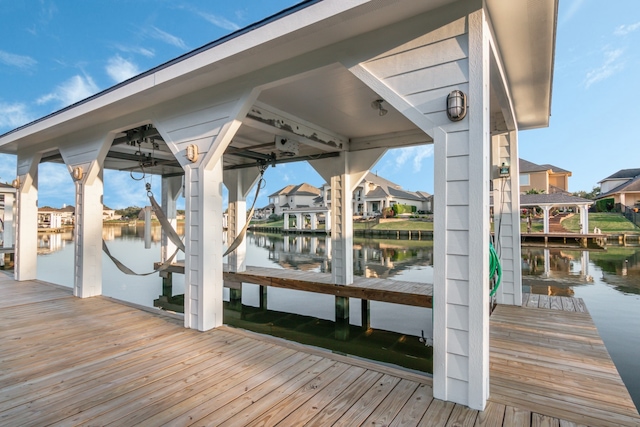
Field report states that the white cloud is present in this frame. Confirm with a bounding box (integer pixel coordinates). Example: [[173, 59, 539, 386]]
[[38, 163, 76, 207], [198, 12, 240, 31], [394, 146, 434, 173], [614, 22, 640, 36], [584, 48, 625, 88], [106, 55, 140, 83], [0, 50, 37, 69], [115, 44, 155, 58], [0, 102, 34, 129], [36, 74, 100, 107], [0, 154, 17, 185], [104, 170, 162, 209], [560, 0, 585, 25], [148, 26, 188, 50]]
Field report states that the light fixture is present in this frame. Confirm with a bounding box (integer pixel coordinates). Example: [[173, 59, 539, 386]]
[[11, 178, 19, 189], [72, 166, 83, 181], [371, 99, 388, 116], [186, 144, 199, 163], [446, 90, 467, 122]]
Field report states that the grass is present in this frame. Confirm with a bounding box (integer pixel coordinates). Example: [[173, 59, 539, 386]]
[[562, 213, 639, 233], [251, 212, 639, 234]]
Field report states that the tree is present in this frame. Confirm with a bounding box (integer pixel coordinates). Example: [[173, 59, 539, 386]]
[[572, 186, 600, 200], [115, 206, 143, 219], [525, 188, 545, 195]]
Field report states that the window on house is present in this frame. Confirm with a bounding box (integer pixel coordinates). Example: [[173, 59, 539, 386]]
[[520, 174, 530, 186]]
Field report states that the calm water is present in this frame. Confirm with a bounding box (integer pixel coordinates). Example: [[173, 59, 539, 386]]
[[35, 226, 640, 410]]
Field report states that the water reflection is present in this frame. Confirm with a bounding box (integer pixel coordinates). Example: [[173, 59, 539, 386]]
[[248, 233, 434, 281]]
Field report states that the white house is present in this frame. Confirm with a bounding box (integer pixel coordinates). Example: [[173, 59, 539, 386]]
[[268, 183, 321, 216], [323, 172, 432, 216], [0, 0, 557, 410]]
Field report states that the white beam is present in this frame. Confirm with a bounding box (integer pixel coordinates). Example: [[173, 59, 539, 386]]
[[349, 130, 432, 152], [245, 101, 348, 152]]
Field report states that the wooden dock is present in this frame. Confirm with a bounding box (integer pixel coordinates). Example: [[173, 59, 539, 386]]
[[1, 274, 639, 426]]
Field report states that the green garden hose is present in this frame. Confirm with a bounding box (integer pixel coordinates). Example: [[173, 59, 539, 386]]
[[489, 241, 502, 297]]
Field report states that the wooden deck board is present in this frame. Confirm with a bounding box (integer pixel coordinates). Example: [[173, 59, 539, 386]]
[[0, 277, 638, 426], [490, 300, 640, 426]]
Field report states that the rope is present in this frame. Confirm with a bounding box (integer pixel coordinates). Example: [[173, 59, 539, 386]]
[[103, 240, 180, 276], [223, 170, 266, 257]]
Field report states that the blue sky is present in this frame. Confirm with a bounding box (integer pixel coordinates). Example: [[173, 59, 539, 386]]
[[0, 0, 638, 209]]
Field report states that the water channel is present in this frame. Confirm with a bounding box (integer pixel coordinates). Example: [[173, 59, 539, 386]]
[[35, 225, 640, 411]]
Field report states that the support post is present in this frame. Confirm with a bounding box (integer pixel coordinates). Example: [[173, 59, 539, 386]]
[[283, 212, 289, 230], [490, 131, 522, 305], [72, 164, 106, 297], [433, 10, 490, 410], [224, 168, 260, 273], [542, 206, 551, 234], [14, 152, 41, 281], [310, 148, 386, 286], [3, 192, 15, 268]]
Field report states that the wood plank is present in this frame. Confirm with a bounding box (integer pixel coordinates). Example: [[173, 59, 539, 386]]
[[532, 413, 560, 427], [274, 368, 374, 426], [244, 362, 352, 427], [418, 399, 455, 427], [503, 406, 531, 427], [186, 354, 328, 426], [474, 401, 505, 427], [303, 370, 386, 426], [389, 384, 433, 427], [95, 348, 301, 427], [209, 359, 336, 427], [445, 404, 478, 426], [361, 379, 419, 427]]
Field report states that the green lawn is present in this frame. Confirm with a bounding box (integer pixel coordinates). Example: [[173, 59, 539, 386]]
[[252, 213, 638, 234], [562, 213, 639, 233], [371, 220, 433, 231]]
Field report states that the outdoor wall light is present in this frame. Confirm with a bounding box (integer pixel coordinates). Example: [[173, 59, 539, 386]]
[[72, 166, 83, 181], [371, 99, 388, 116], [11, 178, 19, 189], [186, 144, 199, 163], [446, 90, 467, 122]]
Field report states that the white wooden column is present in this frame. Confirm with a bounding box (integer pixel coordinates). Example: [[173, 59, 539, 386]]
[[154, 86, 260, 331], [330, 163, 353, 285], [14, 152, 41, 281], [490, 131, 522, 305], [223, 168, 260, 273], [310, 213, 317, 230], [183, 158, 224, 330], [310, 148, 385, 286], [283, 213, 290, 230], [542, 206, 551, 234], [3, 192, 15, 249], [433, 10, 490, 410], [161, 176, 182, 262], [580, 204, 589, 234], [60, 133, 112, 298]]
